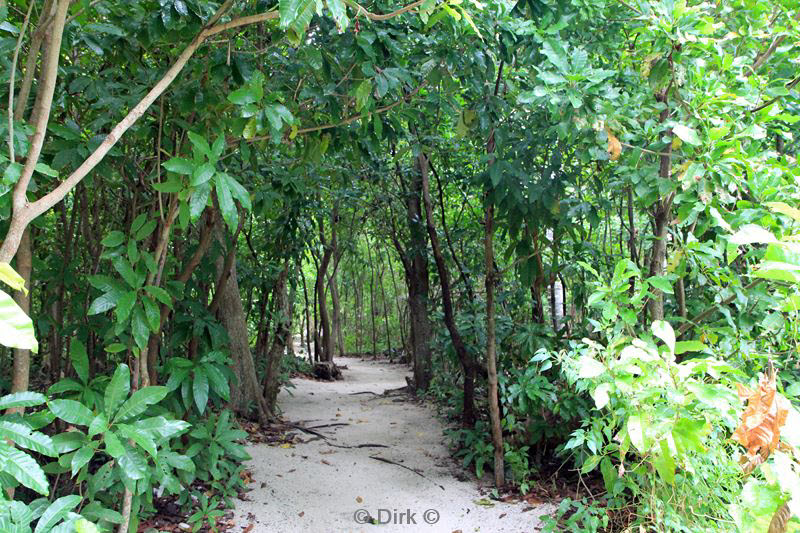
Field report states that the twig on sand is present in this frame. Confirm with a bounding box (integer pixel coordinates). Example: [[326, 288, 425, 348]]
[[307, 422, 350, 430], [283, 423, 389, 449], [369, 455, 445, 490]]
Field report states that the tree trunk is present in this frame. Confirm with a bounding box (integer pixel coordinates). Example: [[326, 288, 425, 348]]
[[327, 271, 343, 358], [648, 89, 674, 321], [214, 227, 269, 425], [10, 228, 32, 412], [419, 153, 476, 426], [484, 199, 505, 487], [315, 212, 335, 362], [263, 263, 290, 412], [397, 163, 433, 389]]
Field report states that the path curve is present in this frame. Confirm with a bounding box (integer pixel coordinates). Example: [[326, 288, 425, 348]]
[[235, 357, 553, 532]]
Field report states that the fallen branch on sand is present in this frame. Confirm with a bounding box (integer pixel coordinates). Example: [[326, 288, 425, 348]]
[[369, 455, 446, 490]]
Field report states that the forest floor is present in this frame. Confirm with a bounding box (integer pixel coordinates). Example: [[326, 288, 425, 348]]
[[233, 356, 555, 532]]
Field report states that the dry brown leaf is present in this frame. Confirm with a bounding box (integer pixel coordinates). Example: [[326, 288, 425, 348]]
[[605, 125, 622, 161], [733, 366, 790, 471], [768, 501, 791, 533]]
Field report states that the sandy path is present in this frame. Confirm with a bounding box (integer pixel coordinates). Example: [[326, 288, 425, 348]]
[[234, 357, 553, 532]]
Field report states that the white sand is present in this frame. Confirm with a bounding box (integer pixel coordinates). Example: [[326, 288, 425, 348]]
[[234, 357, 554, 533]]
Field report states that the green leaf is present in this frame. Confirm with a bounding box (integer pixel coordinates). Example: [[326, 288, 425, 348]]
[[145, 286, 172, 309], [75, 519, 100, 533], [112, 257, 141, 289], [188, 131, 212, 160], [221, 173, 252, 210], [134, 416, 190, 440], [652, 439, 675, 484], [0, 391, 46, 410], [34, 495, 82, 533], [672, 417, 708, 454], [135, 219, 158, 241], [190, 163, 215, 187], [730, 224, 776, 245], [103, 431, 124, 459], [193, 367, 209, 414], [0, 289, 38, 352], [115, 290, 136, 324], [651, 320, 675, 355], [113, 386, 168, 423], [326, 0, 348, 30], [88, 291, 119, 315], [204, 363, 230, 401], [0, 442, 49, 495], [672, 123, 701, 146], [580, 454, 602, 474], [101, 231, 125, 248], [646, 276, 674, 294], [0, 421, 57, 456], [52, 431, 87, 453], [674, 340, 706, 355], [105, 364, 131, 419], [71, 445, 95, 476], [69, 340, 89, 384], [577, 355, 605, 378], [142, 295, 161, 332], [766, 202, 800, 223], [541, 39, 570, 74], [118, 448, 147, 479], [190, 180, 211, 220], [162, 157, 194, 175], [215, 173, 238, 232], [131, 305, 150, 350], [88, 414, 108, 437], [592, 383, 611, 409], [34, 162, 59, 177], [49, 400, 94, 426], [627, 415, 647, 453], [117, 424, 157, 458]]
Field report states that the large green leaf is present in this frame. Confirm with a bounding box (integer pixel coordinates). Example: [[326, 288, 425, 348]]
[[105, 364, 131, 419], [134, 416, 190, 440], [215, 173, 238, 232], [113, 386, 168, 423], [0, 442, 49, 495], [117, 448, 147, 479], [48, 400, 94, 426], [70, 340, 90, 384], [0, 421, 57, 456], [0, 391, 46, 410], [0, 289, 38, 352], [193, 366, 209, 414], [0, 262, 27, 293], [34, 495, 81, 533]]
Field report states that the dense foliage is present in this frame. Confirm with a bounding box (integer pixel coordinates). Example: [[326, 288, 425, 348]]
[[0, 0, 799, 531]]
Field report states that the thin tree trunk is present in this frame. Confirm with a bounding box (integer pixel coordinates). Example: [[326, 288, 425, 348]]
[[484, 198, 504, 487], [263, 263, 290, 412], [315, 211, 335, 362], [419, 153, 476, 426], [648, 89, 674, 321], [10, 228, 32, 411]]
